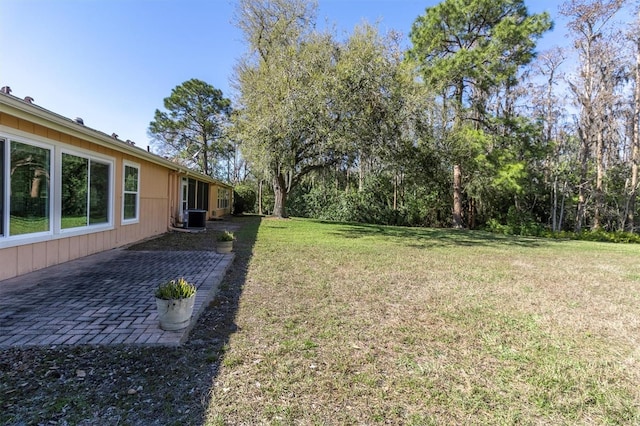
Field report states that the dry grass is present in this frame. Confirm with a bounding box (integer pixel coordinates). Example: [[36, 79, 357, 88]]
[[206, 218, 640, 425]]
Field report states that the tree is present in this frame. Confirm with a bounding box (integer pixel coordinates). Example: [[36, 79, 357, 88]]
[[234, 0, 433, 220], [409, 0, 552, 228], [233, 0, 329, 217], [528, 47, 571, 231], [331, 23, 431, 200], [561, 0, 626, 231], [148, 79, 232, 178], [626, 9, 640, 231]]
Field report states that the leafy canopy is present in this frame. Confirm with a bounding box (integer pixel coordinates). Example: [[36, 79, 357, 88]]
[[149, 78, 231, 177], [409, 0, 552, 101]]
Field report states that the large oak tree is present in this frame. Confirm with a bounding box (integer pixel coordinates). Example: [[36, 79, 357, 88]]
[[233, 0, 334, 218], [233, 0, 422, 218]]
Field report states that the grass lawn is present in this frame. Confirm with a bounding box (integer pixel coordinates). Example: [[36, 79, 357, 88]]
[[206, 218, 640, 425], [9, 215, 49, 235]]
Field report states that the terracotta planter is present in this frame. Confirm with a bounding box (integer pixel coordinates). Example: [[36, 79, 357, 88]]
[[156, 294, 196, 331], [216, 240, 233, 253]]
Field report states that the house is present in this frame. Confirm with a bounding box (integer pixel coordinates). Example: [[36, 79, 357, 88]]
[[0, 89, 233, 281]]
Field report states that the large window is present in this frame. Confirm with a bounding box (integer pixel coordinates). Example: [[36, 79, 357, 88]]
[[61, 152, 111, 229], [122, 162, 139, 223], [197, 181, 209, 210], [10, 140, 51, 236], [217, 188, 229, 209], [0, 131, 115, 245], [89, 161, 110, 224]]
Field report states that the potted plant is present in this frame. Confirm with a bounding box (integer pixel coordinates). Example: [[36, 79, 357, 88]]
[[155, 277, 197, 331], [216, 230, 234, 253]]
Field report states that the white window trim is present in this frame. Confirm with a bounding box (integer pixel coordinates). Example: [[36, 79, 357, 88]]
[[0, 126, 115, 248], [217, 187, 230, 209], [1, 133, 54, 244], [57, 148, 115, 235], [122, 160, 140, 225]]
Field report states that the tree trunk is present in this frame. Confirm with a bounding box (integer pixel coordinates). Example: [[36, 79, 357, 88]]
[[627, 32, 640, 232], [258, 179, 263, 216], [559, 184, 566, 231], [628, 137, 639, 232], [273, 174, 288, 218], [453, 164, 463, 228], [393, 172, 398, 211], [552, 176, 558, 232], [575, 124, 590, 232], [358, 153, 364, 192], [594, 129, 604, 230], [575, 178, 587, 233], [202, 139, 210, 177]]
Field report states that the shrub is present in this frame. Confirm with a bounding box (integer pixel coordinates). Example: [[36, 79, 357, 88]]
[[217, 230, 234, 242], [233, 183, 257, 215], [155, 277, 196, 300]]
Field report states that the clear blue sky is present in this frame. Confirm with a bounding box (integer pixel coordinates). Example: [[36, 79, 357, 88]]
[[2, 0, 564, 150]]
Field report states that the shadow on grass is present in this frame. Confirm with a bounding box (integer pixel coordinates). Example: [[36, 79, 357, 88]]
[[185, 214, 261, 425], [184, 216, 262, 424], [322, 220, 550, 248]]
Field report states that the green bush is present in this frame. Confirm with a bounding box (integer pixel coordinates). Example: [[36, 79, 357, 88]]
[[217, 230, 234, 242], [155, 277, 196, 300], [491, 223, 640, 244], [233, 183, 257, 215], [573, 229, 640, 244], [486, 218, 512, 235], [487, 207, 544, 236]]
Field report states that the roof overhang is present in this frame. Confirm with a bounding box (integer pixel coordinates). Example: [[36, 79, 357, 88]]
[[0, 92, 232, 189]]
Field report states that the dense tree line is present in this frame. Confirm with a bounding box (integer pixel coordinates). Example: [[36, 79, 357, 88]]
[[152, 0, 640, 235]]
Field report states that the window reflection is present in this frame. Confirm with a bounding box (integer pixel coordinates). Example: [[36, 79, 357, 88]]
[[61, 153, 110, 228], [10, 141, 50, 235], [0, 139, 4, 236], [123, 165, 138, 220], [89, 161, 109, 224], [61, 153, 88, 228]]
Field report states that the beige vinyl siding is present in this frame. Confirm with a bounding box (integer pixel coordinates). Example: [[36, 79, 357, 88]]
[[0, 112, 168, 280]]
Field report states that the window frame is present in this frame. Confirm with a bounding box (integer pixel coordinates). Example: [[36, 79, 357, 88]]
[[57, 147, 114, 235], [217, 187, 230, 209], [122, 160, 140, 225], [4, 135, 54, 241], [0, 127, 116, 248], [0, 137, 4, 237]]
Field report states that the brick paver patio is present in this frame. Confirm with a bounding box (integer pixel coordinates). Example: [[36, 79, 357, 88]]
[[0, 248, 233, 348]]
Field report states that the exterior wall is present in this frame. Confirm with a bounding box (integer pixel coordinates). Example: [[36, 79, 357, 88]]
[[0, 105, 233, 282], [0, 113, 172, 281], [210, 183, 232, 219], [167, 171, 181, 226], [168, 177, 233, 224], [117, 155, 171, 246]]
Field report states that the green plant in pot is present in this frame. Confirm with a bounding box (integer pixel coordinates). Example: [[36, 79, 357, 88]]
[[155, 277, 197, 331], [216, 230, 234, 253]]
